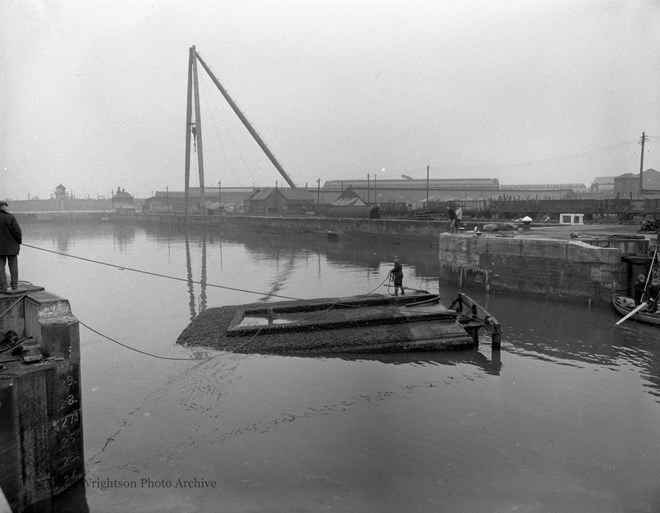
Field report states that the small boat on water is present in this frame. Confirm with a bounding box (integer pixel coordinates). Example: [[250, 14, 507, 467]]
[[177, 291, 501, 354], [613, 295, 660, 326]]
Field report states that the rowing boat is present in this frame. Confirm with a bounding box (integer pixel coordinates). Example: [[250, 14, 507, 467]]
[[612, 295, 660, 326]]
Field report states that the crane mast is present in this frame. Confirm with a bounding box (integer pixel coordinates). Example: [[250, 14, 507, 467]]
[[184, 46, 296, 213]]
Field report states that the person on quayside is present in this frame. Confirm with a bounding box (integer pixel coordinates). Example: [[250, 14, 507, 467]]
[[0, 201, 22, 292]]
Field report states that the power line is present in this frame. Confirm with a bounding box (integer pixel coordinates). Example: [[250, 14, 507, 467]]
[[432, 139, 640, 171], [200, 73, 256, 186]]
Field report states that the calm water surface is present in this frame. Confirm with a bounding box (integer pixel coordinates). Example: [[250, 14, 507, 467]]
[[19, 221, 660, 513]]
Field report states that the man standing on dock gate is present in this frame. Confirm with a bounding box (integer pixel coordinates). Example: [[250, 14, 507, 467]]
[[389, 256, 405, 296], [0, 201, 22, 291]]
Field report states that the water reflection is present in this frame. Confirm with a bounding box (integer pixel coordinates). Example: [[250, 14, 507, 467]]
[[23, 221, 660, 402], [478, 293, 660, 402], [168, 224, 502, 374], [185, 231, 196, 320], [137, 222, 660, 401], [184, 230, 210, 320], [18, 220, 660, 512], [112, 224, 136, 252], [141, 222, 439, 280], [200, 229, 207, 313], [314, 344, 502, 375], [25, 221, 114, 254], [258, 257, 295, 302]]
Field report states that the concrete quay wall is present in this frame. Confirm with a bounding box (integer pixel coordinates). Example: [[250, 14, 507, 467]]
[[132, 213, 450, 242], [439, 234, 629, 305]]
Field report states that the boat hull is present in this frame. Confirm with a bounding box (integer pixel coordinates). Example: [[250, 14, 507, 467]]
[[613, 295, 660, 326], [177, 293, 495, 354]]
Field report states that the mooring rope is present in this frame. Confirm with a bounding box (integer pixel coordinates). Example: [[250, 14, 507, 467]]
[[21, 243, 421, 359], [22, 243, 304, 302], [77, 320, 214, 361], [23, 243, 404, 306]]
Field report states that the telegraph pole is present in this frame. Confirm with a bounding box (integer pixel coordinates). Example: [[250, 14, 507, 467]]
[[639, 132, 647, 197], [367, 174, 370, 204], [426, 165, 430, 207]]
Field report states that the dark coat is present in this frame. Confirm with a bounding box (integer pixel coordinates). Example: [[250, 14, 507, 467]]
[[390, 261, 403, 279], [0, 210, 22, 255], [633, 280, 646, 305]]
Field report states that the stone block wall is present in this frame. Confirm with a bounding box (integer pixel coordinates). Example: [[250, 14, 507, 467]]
[[439, 234, 628, 305], [135, 212, 451, 241]]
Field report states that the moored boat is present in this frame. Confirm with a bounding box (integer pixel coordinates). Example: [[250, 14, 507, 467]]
[[177, 291, 501, 354], [613, 295, 660, 326]]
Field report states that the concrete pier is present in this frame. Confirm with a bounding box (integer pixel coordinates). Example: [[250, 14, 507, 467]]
[[438, 233, 648, 305], [0, 287, 85, 512]]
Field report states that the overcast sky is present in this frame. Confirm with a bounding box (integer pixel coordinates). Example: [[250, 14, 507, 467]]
[[1, 0, 659, 199]]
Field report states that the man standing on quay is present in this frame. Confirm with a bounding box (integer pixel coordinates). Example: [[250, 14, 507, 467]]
[[0, 201, 22, 291]]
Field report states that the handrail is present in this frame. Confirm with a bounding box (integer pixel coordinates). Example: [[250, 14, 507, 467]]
[[451, 293, 502, 348]]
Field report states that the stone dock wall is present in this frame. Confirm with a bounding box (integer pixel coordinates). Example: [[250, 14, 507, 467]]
[[438, 234, 631, 305], [124, 213, 647, 305], [129, 212, 450, 243], [0, 289, 84, 512]]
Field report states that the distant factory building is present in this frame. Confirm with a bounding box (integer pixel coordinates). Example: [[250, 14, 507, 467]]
[[144, 187, 255, 213], [321, 178, 501, 206], [321, 177, 592, 205], [499, 183, 589, 199], [590, 176, 616, 197], [613, 169, 660, 199], [330, 187, 367, 207], [327, 187, 380, 218], [244, 187, 315, 215]]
